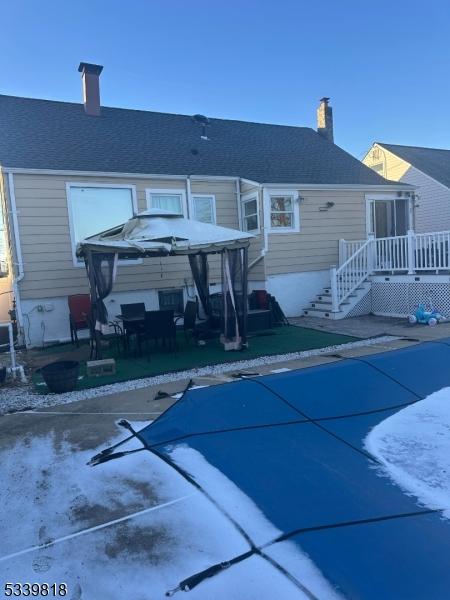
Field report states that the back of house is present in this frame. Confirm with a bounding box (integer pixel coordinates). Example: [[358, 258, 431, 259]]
[[0, 63, 409, 347]]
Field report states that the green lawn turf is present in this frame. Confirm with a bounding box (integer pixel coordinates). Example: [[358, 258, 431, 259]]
[[32, 325, 359, 393]]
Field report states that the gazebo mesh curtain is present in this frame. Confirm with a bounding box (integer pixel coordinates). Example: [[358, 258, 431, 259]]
[[188, 254, 211, 319], [221, 247, 248, 343], [85, 251, 117, 329]]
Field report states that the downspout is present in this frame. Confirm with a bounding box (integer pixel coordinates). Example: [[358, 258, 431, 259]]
[[186, 176, 191, 218], [6, 172, 25, 338]]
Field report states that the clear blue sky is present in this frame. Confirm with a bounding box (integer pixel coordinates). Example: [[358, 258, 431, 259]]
[[1, 0, 449, 158]]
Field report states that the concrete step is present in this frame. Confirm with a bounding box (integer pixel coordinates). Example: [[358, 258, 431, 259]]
[[310, 299, 350, 308], [303, 307, 341, 319]]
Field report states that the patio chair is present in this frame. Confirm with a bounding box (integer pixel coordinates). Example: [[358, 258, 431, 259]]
[[86, 313, 125, 360], [138, 309, 177, 356], [68, 294, 91, 347], [175, 300, 210, 343], [120, 302, 146, 354]]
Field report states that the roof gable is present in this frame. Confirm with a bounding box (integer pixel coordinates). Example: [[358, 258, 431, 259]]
[[0, 94, 396, 186], [378, 143, 450, 189]]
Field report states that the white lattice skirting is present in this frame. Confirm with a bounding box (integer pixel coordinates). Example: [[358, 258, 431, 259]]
[[371, 275, 450, 318]]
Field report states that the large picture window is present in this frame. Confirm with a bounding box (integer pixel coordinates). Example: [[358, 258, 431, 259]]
[[67, 184, 136, 265]]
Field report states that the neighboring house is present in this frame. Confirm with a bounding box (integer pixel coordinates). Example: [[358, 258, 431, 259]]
[[0, 63, 410, 346], [363, 143, 450, 233]]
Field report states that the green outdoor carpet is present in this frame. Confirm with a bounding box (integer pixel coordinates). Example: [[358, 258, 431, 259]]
[[32, 325, 359, 393]]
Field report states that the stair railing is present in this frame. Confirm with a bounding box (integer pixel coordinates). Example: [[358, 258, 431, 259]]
[[330, 236, 374, 312]]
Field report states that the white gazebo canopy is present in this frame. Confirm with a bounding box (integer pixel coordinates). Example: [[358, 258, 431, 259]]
[[77, 208, 253, 257], [77, 209, 253, 358]]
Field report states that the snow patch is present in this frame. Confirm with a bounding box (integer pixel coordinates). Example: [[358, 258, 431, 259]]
[[365, 386, 450, 517], [0, 421, 339, 599]]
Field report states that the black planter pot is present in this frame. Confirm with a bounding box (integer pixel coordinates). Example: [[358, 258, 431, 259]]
[[0, 367, 6, 386], [40, 360, 80, 393]]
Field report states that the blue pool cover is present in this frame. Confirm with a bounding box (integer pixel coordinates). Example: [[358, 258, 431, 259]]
[[138, 340, 450, 599]]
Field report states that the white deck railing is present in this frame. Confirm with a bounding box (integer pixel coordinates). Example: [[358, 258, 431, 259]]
[[331, 239, 372, 312], [332, 230, 450, 312]]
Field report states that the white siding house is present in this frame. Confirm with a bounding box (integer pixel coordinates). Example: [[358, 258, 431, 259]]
[[363, 143, 450, 232], [0, 65, 411, 345]]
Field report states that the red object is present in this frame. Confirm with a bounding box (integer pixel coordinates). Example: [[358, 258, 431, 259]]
[[254, 290, 270, 310], [68, 294, 91, 346]]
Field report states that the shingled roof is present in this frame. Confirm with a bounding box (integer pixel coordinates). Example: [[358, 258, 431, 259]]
[[379, 143, 450, 189], [0, 94, 400, 185]]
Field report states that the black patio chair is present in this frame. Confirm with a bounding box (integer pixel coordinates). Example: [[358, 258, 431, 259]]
[[175, 300, 212, 343], [86, 313, 125, 360], [138, 310, 177, 356], [120, 302, 146, 354]]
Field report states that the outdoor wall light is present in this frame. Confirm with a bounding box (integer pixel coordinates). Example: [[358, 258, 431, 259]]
[[319, 201, 335, 211]]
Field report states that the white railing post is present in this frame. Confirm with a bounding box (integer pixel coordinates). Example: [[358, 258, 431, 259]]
[[368, 234, 375, 273], [338, 239, 345, 266], [330, 266, 339, 312], [407, 229, 415, 274]]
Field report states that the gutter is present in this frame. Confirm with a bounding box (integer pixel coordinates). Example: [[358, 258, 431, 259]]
[[262, 182, 415, 190]]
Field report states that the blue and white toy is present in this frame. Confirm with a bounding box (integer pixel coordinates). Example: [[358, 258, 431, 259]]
[[408, 302, 445, 327]]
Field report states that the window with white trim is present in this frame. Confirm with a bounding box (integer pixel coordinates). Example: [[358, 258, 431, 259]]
[[67, 184, 136, 264], [270, 195, 295, 229], [146, 189, 185, 215], [192, 195, 216, 224], [242, 196, 259, 231]]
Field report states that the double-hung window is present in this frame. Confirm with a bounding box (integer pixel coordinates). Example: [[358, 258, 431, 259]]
[[270, 195, 296, 230], [67, 184, 137, 265], [146, 189, 186, 215], [192, 195, 216, 224], [241, 195, 259, 232]]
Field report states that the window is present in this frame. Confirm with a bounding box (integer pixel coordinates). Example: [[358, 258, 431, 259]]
[[242, 196, 259, 231], [192, 195, 216, 224], [270, 195, 295, 229], [369, 198, 409, 237], [146, 188, 186, 215], [67, 184, 137, 265], [371, 163, 384, 174], [158, 289, 184, 315]]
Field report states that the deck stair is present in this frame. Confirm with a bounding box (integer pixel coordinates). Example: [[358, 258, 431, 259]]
[[303, 281, 371, 319]]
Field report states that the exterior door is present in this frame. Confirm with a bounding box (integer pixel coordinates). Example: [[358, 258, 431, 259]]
[[370, 198, 409, 238]]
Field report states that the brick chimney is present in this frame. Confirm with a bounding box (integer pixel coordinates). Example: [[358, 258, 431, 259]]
[[78, 62, 103, 116], [317, 97, 333, 142]]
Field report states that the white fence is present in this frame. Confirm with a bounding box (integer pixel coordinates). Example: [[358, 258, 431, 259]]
[[332, 230, 450, 312]]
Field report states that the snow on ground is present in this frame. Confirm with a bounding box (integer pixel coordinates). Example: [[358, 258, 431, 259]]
[[0, 335, 397, 414], [0, 420, 340, 599], [365, 387, 450, 517]]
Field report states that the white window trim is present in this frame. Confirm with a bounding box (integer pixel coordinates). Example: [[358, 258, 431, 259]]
[[145, 188, 187, 217], [264, 189, 300, 233], [189, 193, 217, 224], [241, 192, 260, 233], [66, 182, 141, 267]]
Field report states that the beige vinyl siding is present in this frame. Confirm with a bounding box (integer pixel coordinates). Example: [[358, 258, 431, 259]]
[[364, 144, 450, 233], [265, 190, 366, 275], [13, 174, 239, 300], [239, 181, 265, 281]]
